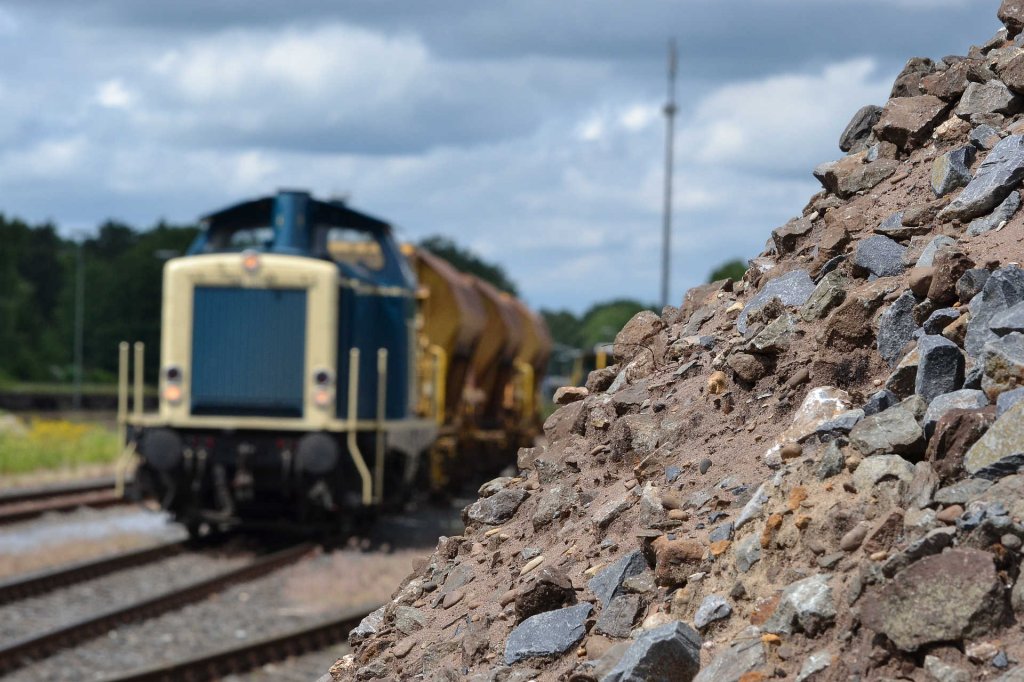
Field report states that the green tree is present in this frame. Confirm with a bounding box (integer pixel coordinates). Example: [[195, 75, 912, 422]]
[[708, 258, 747, 283], [540, 309, 581, 348], [578, 299, 651, 349], [419, 235, 518, 295]]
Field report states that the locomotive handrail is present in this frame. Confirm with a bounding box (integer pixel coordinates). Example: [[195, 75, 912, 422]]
[[133, 342, 144, 418], [428, 344, 447, 426], [375, 348, 387, 504], [345, 347, 373, 505]]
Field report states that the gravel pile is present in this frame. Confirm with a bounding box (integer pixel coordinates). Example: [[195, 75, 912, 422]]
[[335, 3, 1024, 680]]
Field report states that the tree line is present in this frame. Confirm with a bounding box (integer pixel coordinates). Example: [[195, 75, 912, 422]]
[[0, 212, 742, 387], [0, 216, 198, 384]]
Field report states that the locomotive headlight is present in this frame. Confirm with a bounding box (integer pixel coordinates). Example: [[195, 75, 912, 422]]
[[314, 388, 332, 408], [241, 249, 261, 274], [163, 384, 183, 405]]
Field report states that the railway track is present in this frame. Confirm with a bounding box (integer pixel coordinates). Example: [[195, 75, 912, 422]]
[[0, 538, 186, 606], [0, 476, 125, 525], [99, 604, 377, 682], [0, 542, 317, 676]]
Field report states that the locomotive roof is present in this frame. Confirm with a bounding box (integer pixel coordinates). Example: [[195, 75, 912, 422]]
[[200, 191, 392, 236]]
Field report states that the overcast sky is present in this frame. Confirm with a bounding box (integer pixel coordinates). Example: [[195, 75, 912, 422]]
[[0, 0, 1000, 312]]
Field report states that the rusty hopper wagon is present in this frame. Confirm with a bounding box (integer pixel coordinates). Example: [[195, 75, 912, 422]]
[[118, 190, 549, 535]]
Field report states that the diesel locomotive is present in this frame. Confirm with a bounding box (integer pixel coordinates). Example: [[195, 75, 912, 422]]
[[118, 190, 549, 534]]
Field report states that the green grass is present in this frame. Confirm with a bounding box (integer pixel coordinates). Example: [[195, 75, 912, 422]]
[[0, 382, 156, 397], [0, 418, 120, 475]]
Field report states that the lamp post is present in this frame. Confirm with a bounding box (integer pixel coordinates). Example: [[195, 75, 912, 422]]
[[72, 233, 85, 410], [660, 39, 678, 310]]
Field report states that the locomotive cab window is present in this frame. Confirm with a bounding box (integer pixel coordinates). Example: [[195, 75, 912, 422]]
[[203, 226, 275, 252], [319, 226, 384, 271]]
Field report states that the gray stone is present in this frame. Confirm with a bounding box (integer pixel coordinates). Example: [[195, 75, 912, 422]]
[[852, 235, 907, 279], [593, 493, 632, 529], [965, 401, 1024, 477], [970, 123, 1002, 150], [992, 301, 1024, 335], [860, 549, 1009, 651], [532, 485, 577, 530], [839, 104, 883, 152], [800, 270, 848, 322], [692, 632, 765, 682], [709, 522, 734, 543], [504, 602, 592, 664], [348, 605, 386, 645], [982, 332, 1024, 398], [465, 488, 529, 525], [796, 650, 832, 682], [966, 266, 1024, 357], [878, 290, 919, 367], [816, 408, 864, 435], [931, 146, 976, 196], [923, 389, 989, 434], [588, 551, 648, 607], [924, 655, 972, 682], [939, 135, 1024, 222], [749, 313, 796, 354], [599, 620, 702, 682], [863, 389, 899, 416], [956, 80, 1023, 118], [694, 594, 733, 629], [735, 481, 769, 529], [934, 478, 993, 505], [853, 455, 916, 490], [922, 307, 961, 335], [880, 526, 957, 578], [594, 594, 642, 638], [967, 190, 1021, 235], [965, 363, 985, 390], [763, 574, 836, 636], [771, 215, 813, 255], [958, 268, 992, 303], [737, 270, 816, 334], [734, 533, 761, 573], [916, 335, 965, 402], [916, 235, 957, 268], [849, 407, 925, 457], [817, 441, 846, 479], [998, 386, 1024, 416], [876, 211, 904, 235], [394, 606, 427, 635]]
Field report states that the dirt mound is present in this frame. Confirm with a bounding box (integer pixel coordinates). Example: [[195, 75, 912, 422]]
[[332, 4, 1024, 680]]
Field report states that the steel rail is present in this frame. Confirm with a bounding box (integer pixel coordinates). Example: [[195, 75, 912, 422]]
[[0, 489, 126, 525], [99, 603, 379, 682], [0, 539, 186, 606], [0, 542, 316, 675], [0, 476, 116, 506]]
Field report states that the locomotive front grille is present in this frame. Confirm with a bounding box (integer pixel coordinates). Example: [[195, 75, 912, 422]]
[[190, 286, 307, 418]]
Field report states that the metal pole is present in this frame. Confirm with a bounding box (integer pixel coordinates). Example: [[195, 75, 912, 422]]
[[73, 237, 85, 410], [660, 39, 678, 310]]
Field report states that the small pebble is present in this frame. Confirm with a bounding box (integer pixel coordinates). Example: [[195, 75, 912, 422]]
[[699, 458, 712, 475], [936, 505, 964, 524], [1002, 534, 1023, 550], [780, 442, 802, 460], [839, 523, 869, 551]]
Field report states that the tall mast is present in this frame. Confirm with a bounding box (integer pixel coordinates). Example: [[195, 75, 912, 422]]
[[660, 38, 678, 310]]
